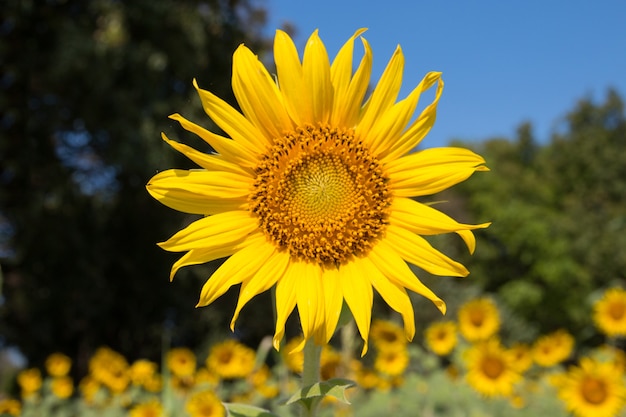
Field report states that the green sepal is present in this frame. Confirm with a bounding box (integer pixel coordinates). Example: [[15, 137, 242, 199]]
[[224, 402, 279, 417], [284, 378, 356, 406]]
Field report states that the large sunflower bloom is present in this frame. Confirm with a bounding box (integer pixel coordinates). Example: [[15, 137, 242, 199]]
[[593, 287, 626, 338], [557, 357, 626, 417], [147, 29, 489, 355]]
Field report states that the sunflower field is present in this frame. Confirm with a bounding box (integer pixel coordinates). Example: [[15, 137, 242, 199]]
[[3, 287, 626, 417]]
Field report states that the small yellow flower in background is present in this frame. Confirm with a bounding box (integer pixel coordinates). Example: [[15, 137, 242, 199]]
[[464, 339, 521, 398], [147, 28, 489, 355], [282, 337, 305, 374], [557, 357, 626, 417], [206, 339, 255, 379], [185, 389, 225, 417], [247, 365, 280, 399], [370, 319, 407, 352], [17, 368, 42, 398], [424, 321, 458, 356], [78, 375, 100, 403], [320, 345, 342, 380], [143, 373, 163, 393], [166, 347, 197, 378], [532, 329, 575, 367], [352, 362, 380, 390], [457, 297, 500, 342], [129, 399, 164, 417], [0, 398, 21, 416], [195, 366, 220, 388], [374, 347, 410, 377], [89, 347, 130, 394], [129, 359, 158, 386], [45, 352, 72, 377], [508, 342, 533, 374], [593, 287, 626, 338], [50, 376, 74, 399]]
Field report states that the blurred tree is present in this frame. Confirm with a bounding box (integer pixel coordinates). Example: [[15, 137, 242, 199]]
[[452, 90, 626, 342], [0, 0, 272, 372]]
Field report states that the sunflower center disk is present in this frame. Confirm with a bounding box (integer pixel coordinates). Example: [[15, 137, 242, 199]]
[[250, 125, 391, 266], [581, 377, 608, 404], [481, 356, 504, 379]]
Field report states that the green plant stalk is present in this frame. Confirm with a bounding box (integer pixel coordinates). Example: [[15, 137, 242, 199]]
[[300, 338, 322, 417]]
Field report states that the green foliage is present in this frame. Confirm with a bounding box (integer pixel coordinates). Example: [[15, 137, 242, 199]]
[[452, 90, 626, 340], [225, 403, 279, 417], [0, 0, 271, 370]]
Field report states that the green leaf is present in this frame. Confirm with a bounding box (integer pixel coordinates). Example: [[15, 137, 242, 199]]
[[284, 378, 356, 405], [224, 402, 280, 417]]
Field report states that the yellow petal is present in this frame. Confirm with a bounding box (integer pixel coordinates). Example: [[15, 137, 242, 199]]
[[390, 197, 489, 233], [230, 249, 290, 330], [386, 147, 489, 197], [273, 263, 299, 350], [369, 240, 446, 314], [360, 256, 416, 341], [232, 44, 294, 141], [169, 246, 238, 282], [146, 169, 250, 215], [385, 224, 469, 277], [330, 29, 367, 102], [294, 261, 325, 345], [197, 236, 274, 307], [160, 133, 251, 176], [193, 79, 270, 153], [169, 113, 257, 168], [274, 30, 309, 125], [356, 45, 404, 140], [331, 35, 372, 128], [302, 30, 333, 124], [320, 266, 343, 344], [390, 197, 490, 254], [340, 259, 373, 356], [158, 211, 257, 252], [368, 72, 441, 160], [383, 73, 443, 161]]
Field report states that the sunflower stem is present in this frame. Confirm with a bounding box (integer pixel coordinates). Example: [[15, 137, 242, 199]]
[[300, 338, 322, 417]]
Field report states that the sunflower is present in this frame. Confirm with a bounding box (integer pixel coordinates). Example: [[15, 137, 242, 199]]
[[16, 368, 42, 398], [508, 342, 533, 374], [532, 329, 575, 368], [369, 319, 407, 352], [45, 352, 72, 377], [206, 339, 256, 379], [129, 400, 164, 417], [457, 297, 500, 342], [282, 336, 305, 374], [78, 376, 100, 403], [89, 347, 130, 394], [166, 347, 197, 378], [557, 357, 626, 417], [593, 287, 626, 338], [129, 359, 158, 386], [147, 29, 489, 354], [464, 339, 521, 398], [374, 347, 410, 377], [320, 345, 343, 380], [424, 321, 458, 356], [185, 389, 225, 417], [50, 376, 74, 399], [0, 398, 20, 417]]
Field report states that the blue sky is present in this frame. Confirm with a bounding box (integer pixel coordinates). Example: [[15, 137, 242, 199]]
[[263, 1, 626, 148]]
